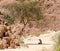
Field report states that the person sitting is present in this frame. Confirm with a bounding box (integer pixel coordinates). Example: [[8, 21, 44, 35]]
[[38, 39, 42, 44]]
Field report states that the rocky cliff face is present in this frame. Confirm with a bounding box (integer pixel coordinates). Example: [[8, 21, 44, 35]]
[[0, 0, 60, 31], [43, 0, 60, 31]]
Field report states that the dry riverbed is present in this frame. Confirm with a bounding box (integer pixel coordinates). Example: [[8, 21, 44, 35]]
[[0, 30, 59, 51]]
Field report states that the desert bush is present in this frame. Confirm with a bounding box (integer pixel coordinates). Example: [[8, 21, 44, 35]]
[[1, 1, 44, 35], [4, 15, 14, 25], [54, 32, 60, 51], [2, 1, 43, 24]]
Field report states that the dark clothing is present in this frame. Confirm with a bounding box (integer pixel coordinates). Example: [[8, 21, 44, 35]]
[[38, 39, 42, 44]]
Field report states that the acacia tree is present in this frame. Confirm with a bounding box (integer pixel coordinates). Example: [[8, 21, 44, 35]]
[[2, 1, 44, 35]]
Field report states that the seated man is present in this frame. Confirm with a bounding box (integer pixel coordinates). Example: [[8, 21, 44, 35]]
[[38, 39, 42, 44]]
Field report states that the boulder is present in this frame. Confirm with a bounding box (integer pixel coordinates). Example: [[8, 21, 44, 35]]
[[10, 38, 20, 48], [0, 25, 7, 38]]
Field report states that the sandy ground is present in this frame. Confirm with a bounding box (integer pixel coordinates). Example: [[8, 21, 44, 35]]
[[0, 30, 58, 51]]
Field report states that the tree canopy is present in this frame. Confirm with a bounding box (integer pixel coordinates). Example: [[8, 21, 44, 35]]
[[2, 1, 43, 25]]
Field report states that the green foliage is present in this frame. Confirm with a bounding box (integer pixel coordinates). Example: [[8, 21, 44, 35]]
[[54, 32, 60, 51], [4, 15, 14, 25], [2, 1, 43, 24], [55, 46, 60, 51]]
